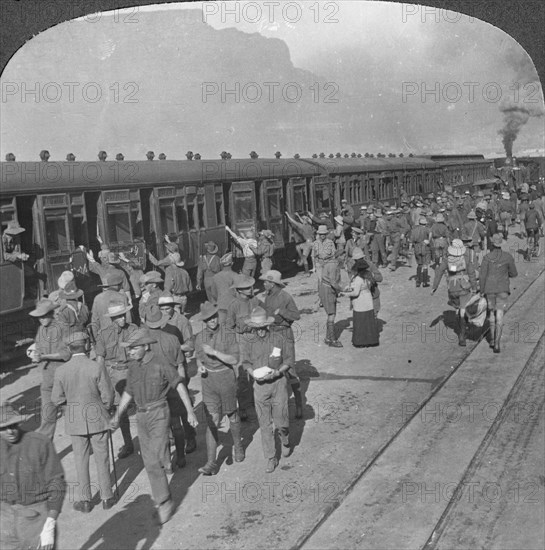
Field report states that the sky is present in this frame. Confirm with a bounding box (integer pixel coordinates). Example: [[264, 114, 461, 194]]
[[1, 1, 543, 161]]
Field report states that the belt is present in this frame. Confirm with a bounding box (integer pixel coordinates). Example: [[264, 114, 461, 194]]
[[136, 400, 167, 413], [106, 362, 128, 371]]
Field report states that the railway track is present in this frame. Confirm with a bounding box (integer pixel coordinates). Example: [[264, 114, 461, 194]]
[[294, 266, 545, 550]]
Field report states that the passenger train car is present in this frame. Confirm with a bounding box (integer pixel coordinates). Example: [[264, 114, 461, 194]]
[[0, 153, 492, 360]]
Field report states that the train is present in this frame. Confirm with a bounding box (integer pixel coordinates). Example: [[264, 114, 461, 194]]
[[0, 152, 507, 360]]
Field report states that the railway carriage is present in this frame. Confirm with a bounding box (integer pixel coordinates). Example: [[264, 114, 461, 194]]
[[0, 153, 495, 360]]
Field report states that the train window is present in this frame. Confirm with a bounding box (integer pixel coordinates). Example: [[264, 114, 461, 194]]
[[107, 203, 131, 243], [45, 210, 70, 254], [160, 199, 176, 235], [131, 203, 143, 239], [71, 205, 86, 247], [186, 195, 198, 230], [293, 186, 306, 212], [176, 204, 188, 231], [197, 195, 206, 228], [315, 185, 330, 210], [233, 190, 254, 221], [266, 188, 281, 218]]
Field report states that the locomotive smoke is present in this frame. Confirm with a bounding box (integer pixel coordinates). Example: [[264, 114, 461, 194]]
[[498, 46, 544, 157]]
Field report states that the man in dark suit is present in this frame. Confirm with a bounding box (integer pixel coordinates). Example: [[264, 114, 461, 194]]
[[52, 332, 115, 512]]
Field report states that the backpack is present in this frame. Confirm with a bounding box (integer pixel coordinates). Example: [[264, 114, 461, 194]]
[[447, 255, 471, 293]]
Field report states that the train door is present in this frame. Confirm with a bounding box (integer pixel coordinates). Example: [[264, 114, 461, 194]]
[[287, 177, 309, 214], [311, 175, 335, 215], [229, 181, 257, 235], [0, 196, 25, 312], [260, 179, 285, 248], [35, 193, 74, 293]]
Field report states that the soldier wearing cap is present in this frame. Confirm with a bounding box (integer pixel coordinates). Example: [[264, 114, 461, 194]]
[[90, 271, 131, 343], [260, 270, 302, 418], [95, 302, 138, 459], [2, 220, 29, 262], [225, 275, 260, 420], [138, 271, 164, 322], [143, 305, 194, 470], [498, 191, 514, 239], [311, 225, 336, 283], [160, 253, 192, 313], [209, 253, 238, 325], [257, 230, 275, 274], [409, 217, 432, 287], [196, 241, 221, 301], [285, 212, 315, 276], [51, 332, 115, 513], [111, 329, 198, 524], [480, 234, 517, 353], [225, 225, 258, 277], [463, 211, 486, 262], [194, 302, 243, 476], [29, 299, 71, 439], [430, 213, 450, 268], [0, 402, 65, 550], [241, 307, 293, 473], [431, 239, 478, 347], [56, 280, 89, 336], [87, 250, 131, 301]]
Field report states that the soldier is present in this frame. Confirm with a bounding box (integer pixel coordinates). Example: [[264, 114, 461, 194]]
[[51, 332, 115, 513], [463, 211, 486, 264], [226, 275, 260, 421], [257, 230, 275, 275], [226, 226, 258, 277], [522, 203, 543, 259], [430, 213, 450, 268], [319, 258, 344, 348], [0, 402, 66, 550], [285, 212, 314, 276], [196, 241, 221, 301], [110, 329, 198, 524], [56, 281, 89, 336], [410, 217, 432, 288], [161, 253, 192, 314], [498, 191, 514, 239], [1, 220, 29, 262], [194, 302, 244, 475], [87, 251, 131, 302], [241, 307, 294, 473], [29, 299, 71, 439], [431, 239, 478, 347], [138, 271, 164, 321], [480, 234, 518, 353], [311, 225, 336, 283], [209, 253, 238, 325], [389, 209, 410, 271], [340, 198, 355, 224], [144, 306, 194, 471], [371, 212, 389, 268], [95, 302, 138, 459], [90, 272, 131, 343], [260, 270, 302, 419]]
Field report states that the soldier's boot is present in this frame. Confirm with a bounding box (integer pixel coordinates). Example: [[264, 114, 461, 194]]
[[327, 322, 343, 347], [198, 427, 219, 475], [293, 387, 303, 419], [422, 268, 430, 287], [487, 316, 496, 348], [229, 416, 245, 463], [118, 414, 134, 458], [494, 323, 503, 354], [416, 266, 422, 287], [458, 315, 467, 347], [324, 321, 334, 344], [171, 425, 186, 468]]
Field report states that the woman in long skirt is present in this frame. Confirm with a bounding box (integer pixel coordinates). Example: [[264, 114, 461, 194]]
[[345, 259, 379, 347]]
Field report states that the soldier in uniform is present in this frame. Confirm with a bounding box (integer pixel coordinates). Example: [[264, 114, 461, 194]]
[[29, 299, 71, 440], [95, 302, 138, 459], [0, 402, 66, 550], [194, 302, 244, 475], [138, 271, 164, 322], [226, 275, 260, 421], [1, 220, 29, 262], [311, 225, 336, 283], [371, 212, 389, 268], [463, 211, 486, 265], [90, 271, 131, 343], [226, 226, 258, 277], [410, 217, 432, 287], [430, 213, 450, 268], [87, 251, 131, 302], [480, 234, 518, 353], [196, 241, 221, 302], [56, 282, 89, 336], [241, 307, 293, 473], [431, 239, 478, 347], [319, 258, 344, 348], [257, 230, 275, 275], [260, 270, 303, 419], [498, 191, 514, 239], [285, 212, 315, 276], [155, 253, 192, 314], [51, 332, 115, 513], [111, 329, 198, 524], [209, 253, 238, 326]]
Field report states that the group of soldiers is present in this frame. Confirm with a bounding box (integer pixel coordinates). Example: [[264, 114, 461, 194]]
[[1, 180, 544, 547]]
